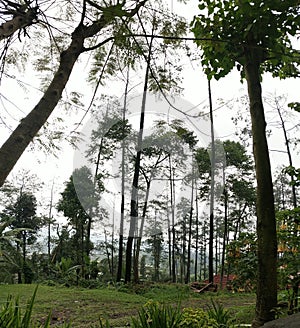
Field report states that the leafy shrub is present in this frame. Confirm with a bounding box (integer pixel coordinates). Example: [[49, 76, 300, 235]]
[[206, 299, 234, 327], [180, 308, 218, 327], [131, 300, 183, 328]]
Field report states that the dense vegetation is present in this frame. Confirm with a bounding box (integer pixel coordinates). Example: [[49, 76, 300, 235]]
[[0, 0, 299, 327]]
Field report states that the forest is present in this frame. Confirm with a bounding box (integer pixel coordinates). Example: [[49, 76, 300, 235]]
[[0, 0, 299, 327]]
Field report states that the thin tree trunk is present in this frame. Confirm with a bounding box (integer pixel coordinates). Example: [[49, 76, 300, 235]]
[[194, 182, 199, 281], [111, 198, 115, 279], [133, 179, 151, 283], [220, 187, 228, 289], [116, 68, 130, 282], [124, 35, 153, 283], [185, 167, 194, 284], [180, 221, 186, 283], [244, 54, 277, 327], [167, 190, 172, 280], [208, 79, 215, 284], [275, 100, 297, 208], [169, 156, 176, 283], [104, 229, 112, 277], [48, 180, 54, 263]]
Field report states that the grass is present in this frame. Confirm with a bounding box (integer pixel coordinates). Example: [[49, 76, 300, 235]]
[[0, 283, 256, 327]]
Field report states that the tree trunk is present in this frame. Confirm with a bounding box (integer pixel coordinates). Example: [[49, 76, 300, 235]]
[[133, 179, 151, 283], [169, 156, 176, 283], [48, 180, 54, 264], [220, 187, 228, 289], [275, 100, 297, 208], [116, 67, 130, 282], [244, 55, 277, 327], [0, 34, 83, 186], [194, 182, 199, 281], [185, 168, 194, 284], [0, 2, 146, 187], [124, 35, 153, 283], [208, 79, 215, 284]]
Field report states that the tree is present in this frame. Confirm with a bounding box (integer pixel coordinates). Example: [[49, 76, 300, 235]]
[[277, 208, 300, 314], [0, 0, 147, 187], [0, 1, 38, 41], [266, 95, 299, 208], [57, 166, 97, 277], [1, 191, 41, 283], [192, 1, 300, 325]]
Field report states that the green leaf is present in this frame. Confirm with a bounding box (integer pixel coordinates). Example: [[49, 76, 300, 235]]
[[288, 102, 300, 113]]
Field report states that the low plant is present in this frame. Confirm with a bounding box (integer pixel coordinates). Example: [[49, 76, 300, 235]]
[[206, 299, 234, 328], [180, 308, 218, 327], [131, 300, 183, 328]]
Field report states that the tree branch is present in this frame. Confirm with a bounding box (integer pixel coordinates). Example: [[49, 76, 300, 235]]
[[0, 5, 38, 41]]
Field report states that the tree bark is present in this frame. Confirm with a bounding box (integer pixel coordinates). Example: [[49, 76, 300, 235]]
[[220, 187, 228, 289], [0, 34, 83, 187], [244, 54, 277, 328], [116, 67, 129, 282], [169, 156, 176, 283], [133, 179, 151, 283], [0, 2, 147, 187], [194, 182, 199, 281], [185, 167, 194, 284], [208, 79, 215, 284], [0, 5, 37, 41], [124, 34, 153, 283]]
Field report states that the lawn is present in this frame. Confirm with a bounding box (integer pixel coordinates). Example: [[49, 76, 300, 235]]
[[0, 283, 256, 327]]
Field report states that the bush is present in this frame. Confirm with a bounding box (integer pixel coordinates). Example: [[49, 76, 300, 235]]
[[206, 299, 234, 327], [180, 308, 218, 327], [131, 301, 183, 328]]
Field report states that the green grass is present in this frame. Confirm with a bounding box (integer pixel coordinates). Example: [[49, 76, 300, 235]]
[[0, 284, 256, 327]]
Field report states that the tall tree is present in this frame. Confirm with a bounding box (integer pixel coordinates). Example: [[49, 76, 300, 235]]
[[57, 166, 97, 276], [266, 95, 299, 208], [192, 1, 300, 325], [124, 15, 156, 281]]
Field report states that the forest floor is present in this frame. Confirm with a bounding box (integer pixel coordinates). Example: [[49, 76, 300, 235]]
[[0, 283, 256, 327]]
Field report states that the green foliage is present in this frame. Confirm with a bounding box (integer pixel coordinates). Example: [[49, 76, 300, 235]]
[[223, 140, 253, 172], [206, 299, 233, 327], [57, 167, 94, 221], [180, 308, 217, 327], [89, 3, 187, 95], [226, 233, 257, 292], [277, 208, 300, 313], [0, 284, 256, 327], [284, 166, 300, 187], [2, 192, 40, 241], [131, 301, 183, 328], [191, 0, 300, 80], [288, 102, 300, 113], [130, 300, 233, 328]]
